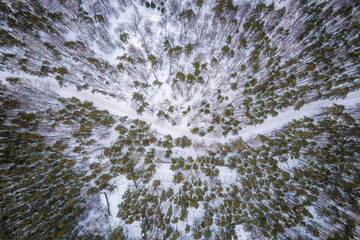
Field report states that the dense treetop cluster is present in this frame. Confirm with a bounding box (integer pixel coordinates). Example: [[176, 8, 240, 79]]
[[0, 0, 359, 239]]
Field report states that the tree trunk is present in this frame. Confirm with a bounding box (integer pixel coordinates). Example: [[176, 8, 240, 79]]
[[101, 192, 112, 216]]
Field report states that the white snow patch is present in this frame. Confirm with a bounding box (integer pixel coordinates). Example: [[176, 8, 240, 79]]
[[278, 157, 299, 171], [153, 163, 174, 187], [235, 224, 251, 240], [217, 166, 237, 184]]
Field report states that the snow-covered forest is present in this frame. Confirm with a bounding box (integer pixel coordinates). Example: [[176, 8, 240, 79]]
[[0, 0, 359, 239]]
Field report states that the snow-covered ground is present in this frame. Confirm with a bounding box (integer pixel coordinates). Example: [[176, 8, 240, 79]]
[[4, 70, 358, 143], [58, 85, 360, 142]]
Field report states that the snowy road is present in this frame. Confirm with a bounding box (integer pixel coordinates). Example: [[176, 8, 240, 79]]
[[1, 71, 359, 141], [59, 86, 360, 142], [239, 90, 360, 140], [0, 71, 196, 139]]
